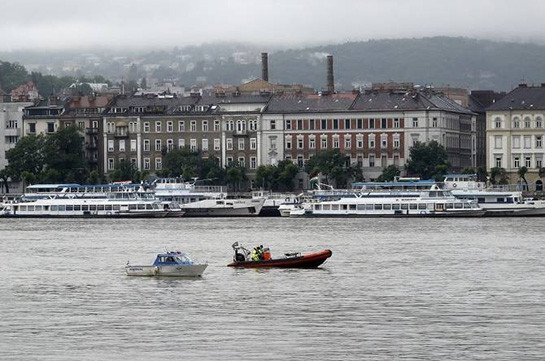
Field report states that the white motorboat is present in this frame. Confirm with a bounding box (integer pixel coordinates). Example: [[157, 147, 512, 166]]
[[180, 198, 264, 217], [126, 251, 207, 277]]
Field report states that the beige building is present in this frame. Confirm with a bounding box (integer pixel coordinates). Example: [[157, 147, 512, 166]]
[[486, 84, 545, 188]]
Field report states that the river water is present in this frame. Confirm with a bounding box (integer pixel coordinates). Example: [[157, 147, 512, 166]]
[[0, 217, 544, 360]]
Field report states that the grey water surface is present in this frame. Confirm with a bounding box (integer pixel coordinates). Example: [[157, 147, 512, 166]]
[[0, 217, 544, 360]]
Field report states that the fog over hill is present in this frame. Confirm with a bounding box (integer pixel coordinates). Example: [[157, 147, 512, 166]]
[[2, 37, 545, 92]]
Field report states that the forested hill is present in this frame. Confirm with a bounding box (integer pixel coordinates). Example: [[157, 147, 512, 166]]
[[2, 37, 545, 92]]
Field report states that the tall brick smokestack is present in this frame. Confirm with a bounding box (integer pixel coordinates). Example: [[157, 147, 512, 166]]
[[261, 52, 269, 82], [327, 55, 334, 92]]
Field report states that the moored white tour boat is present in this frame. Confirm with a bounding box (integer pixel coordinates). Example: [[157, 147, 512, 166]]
[[180, 198, 264, 217], [0, 191, 183, 218], [126, 251, 207, 277], [294, 184, 484, 217]]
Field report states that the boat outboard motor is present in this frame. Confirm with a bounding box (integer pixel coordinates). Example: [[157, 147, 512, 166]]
[[235, 252, 246, 262]]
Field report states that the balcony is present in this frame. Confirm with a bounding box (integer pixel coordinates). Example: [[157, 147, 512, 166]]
[[4, 128, 21, 137], [233, 129, 247, 136], [85, 127, 98, 135]]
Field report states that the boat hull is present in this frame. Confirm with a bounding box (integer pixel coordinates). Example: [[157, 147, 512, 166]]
[[182, 206, 260, 217], [126, 264, 207, 277], [295, 210, 485, 218], [228, 249, 332, 269]]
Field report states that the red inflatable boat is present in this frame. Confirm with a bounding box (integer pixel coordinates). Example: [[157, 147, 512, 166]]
[[228, 243, 332, 268]]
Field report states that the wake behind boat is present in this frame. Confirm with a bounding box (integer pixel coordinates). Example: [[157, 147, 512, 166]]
[[228, 242, 332, 268]]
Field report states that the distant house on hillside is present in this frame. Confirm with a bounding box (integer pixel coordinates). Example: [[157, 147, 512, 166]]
[[10, 82, 39, 102]]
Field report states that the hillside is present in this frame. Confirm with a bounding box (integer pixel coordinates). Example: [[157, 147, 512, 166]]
[[2, 37, 545, 92]]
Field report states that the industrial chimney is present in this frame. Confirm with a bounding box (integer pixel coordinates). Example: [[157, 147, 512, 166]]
[[261, 52, 269, 82], [326, 55, 334, 93]]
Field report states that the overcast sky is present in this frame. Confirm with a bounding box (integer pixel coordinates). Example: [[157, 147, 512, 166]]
[[2, 0, 545, 51]]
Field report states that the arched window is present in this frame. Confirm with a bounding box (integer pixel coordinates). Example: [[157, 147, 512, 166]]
[[513, 117, 520, 129], [524, 116, 531, 128], [536, 116, 543, 128], [494, 117, 502, 129]]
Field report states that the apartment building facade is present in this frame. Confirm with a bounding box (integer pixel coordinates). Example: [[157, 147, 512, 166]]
[[1, 100, 34, 171], [486, 84, 545, 186]]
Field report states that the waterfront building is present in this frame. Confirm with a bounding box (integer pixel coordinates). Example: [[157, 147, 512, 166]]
[[486, 83, 545, 187], [60, 95, 113, 174], [22, 97, 66, 136]]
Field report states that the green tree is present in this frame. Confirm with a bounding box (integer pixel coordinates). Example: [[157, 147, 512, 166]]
[[110, 161, 140, 182], [304, 149, 353, 187], [5, 134, 45, 179], [377, 165, 401, 182], [489, 167, 508, 185], [405, 141, 450, 180], [539, 167, 545, 179], [0, 168, 12, 193], [86, 170, 102, 184], [518, 166, 529, 188], [0, 61, 29, 92], [42, 126, 86, 182]]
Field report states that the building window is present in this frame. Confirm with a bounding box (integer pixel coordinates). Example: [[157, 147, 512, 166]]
[[119, 139, 125, 152], [357, 119, 363, 129], [202, 120, 208, 132], [309, 136, 316, 149], [393, 136, 400, 149], [345, 119, 351, 129], [190, 120, 197, 132], [178, 138, 185, 149], [525, 156, 531, 168], [270, 120, 276, 130], [494, 136, 502, 149], [286, 120, 292, 130], [381, 134, 387, 149], [250, 138, 257, 150], [167, 121, 173, 132], [321, 136, 327, 149], [432, 117, 438, 127], [130, 139, 137, 152], [297, 137, 304, 149], [524, 117, 531, 128], [226, 120, 234, 131], [523, 135, 531, 149], [202, 139, 209, 151], [369, 155, 375, 167], [356, 136, 364, 149], [333, 136, 340, 148], [345, 136, 351, 149], [29, 123, 36, 134], [227, 157, 233, 166], [495, 156, 502, 168], [494, 117, 501, 129], [214, 120, 220, 132], [226, 138, 233, 150], [108, 140, 114, 152], [536, 117, 543, 128], [155, 139, 161, 151], [238, 157, 245, 168], [190, 139, 197, 151], [47, 123, 55, 133], [333, 119, 339, 130], [537, 157, 543, 168], [514, 156, 520, 169], [167, 139, 174, 151], [369, 134, 375, 149], [309, 119, 315, 130], [249, 120, 257, 131], [412, 118, 418, 128], [369, 119, 375, 129], [393, 118, 400, 128], [108, 158, 114, 170], [178, 121, 185, 132], [536, 136, 543, 148], [144, 139, 150, 151], [214, 138, 220, 151], [143, 122, 150, 133], [381, 118, 387, 129], [238, 138, 245, 150], [513, 117, 520, 128], [297, 155, 304, 168], [321, 119, 327, 130], [286, 137, 292, 149], [155, 121, 161, 133], [297, 119, 303, 130], [237, 120, 246, 133], [155, 157, 162, 170], [143, 158, 150, 170]]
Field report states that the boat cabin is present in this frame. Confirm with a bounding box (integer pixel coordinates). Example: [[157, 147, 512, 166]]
[[153, 252, 194, 266]]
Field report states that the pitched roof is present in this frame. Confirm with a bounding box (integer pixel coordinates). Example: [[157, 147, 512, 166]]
[[266, 93, 357, 113], [487, 84, 545, 111]]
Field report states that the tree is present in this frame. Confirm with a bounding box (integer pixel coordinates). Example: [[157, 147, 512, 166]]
[[518, 166, 529, 188], [5, 134, 45, 179], [0, 61, 29, 92], [110, 161, 140, 182], [377, 165, 400, 182], [405, 141, 450, 180], [305, 149, 353, 187], [42, 126, 86, 182], [490, 167, 508, 185], [0, 168, 11, 193], [539, 167, 545, 179]]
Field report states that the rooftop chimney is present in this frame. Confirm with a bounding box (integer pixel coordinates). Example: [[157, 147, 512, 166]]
[[261, 52, 269, 82], [327, 55, 334, 93]]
